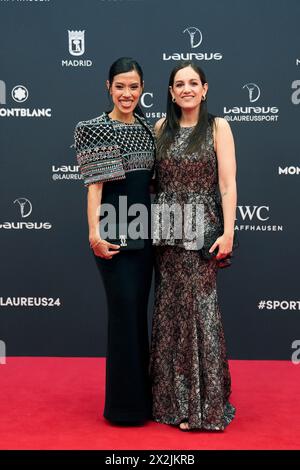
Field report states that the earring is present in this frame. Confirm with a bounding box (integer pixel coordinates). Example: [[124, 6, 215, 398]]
[[202, 95, 206, 101], [172, 97, 176, 103]]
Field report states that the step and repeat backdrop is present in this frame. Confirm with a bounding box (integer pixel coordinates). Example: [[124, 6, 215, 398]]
[[0, 0, 299, 360]]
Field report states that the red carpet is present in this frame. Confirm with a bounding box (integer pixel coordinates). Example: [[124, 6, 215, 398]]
[[0, 358, 299, 450]]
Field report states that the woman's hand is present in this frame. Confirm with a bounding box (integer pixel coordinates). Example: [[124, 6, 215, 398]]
[[209, 233, 234, 260], [89, 238, 120, 260]]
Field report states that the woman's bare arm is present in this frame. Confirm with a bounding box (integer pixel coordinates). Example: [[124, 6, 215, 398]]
[[87, 183, 120, 259], [215, 117, 237, 238], [87, 183, 103, 246], [210, 117, 237, 258]]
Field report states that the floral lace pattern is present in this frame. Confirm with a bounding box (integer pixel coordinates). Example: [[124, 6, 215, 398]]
[[150, 121, 235, 430], [153, 124, 222, 249]]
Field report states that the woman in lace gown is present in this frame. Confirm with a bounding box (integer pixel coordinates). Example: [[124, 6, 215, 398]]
[[150, 62, 237, 431]]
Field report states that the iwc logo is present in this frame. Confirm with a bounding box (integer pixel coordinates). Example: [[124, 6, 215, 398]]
[[235, 205, 283, 232], [140, 92, 166, 121], [162, 27, 222, 62]]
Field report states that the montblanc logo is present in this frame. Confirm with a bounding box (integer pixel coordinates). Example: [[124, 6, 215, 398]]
[[140, 92, 166, 120], [0, 80, 52, 118], [278, 166, 300, 175], [235, 205, 283, 231], [0, 198, 52, 230], [223, 83, 279, 123], [291, 80, 300, 105], [12, 85, 29, 103], [61, 29, 93, 67], [162, 27, 222, 62]]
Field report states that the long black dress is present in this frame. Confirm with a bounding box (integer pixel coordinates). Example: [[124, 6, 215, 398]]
[[150, 119, 235, 430], [74, 112, 155, 423]]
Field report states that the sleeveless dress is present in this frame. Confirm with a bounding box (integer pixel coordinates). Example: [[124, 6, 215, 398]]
[[75, 112, 155, 423], [149, 120, 235, 430]]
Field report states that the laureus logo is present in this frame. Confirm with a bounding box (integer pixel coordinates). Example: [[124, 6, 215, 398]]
[[68, 30, 85, 56], [242, 83, 261, 103], [183, 27, 202, 48], [0, 198, 52, 230], [14, 198, 32, 218], [162, 26, 222, 62], [223, 82, 279, 123]]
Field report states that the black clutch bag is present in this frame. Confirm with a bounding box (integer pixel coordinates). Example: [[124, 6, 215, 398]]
[[104, 223, 145, 251], [201, 201, 239, 268]]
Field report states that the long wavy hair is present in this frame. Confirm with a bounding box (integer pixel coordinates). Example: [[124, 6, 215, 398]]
[[107, 57, 144, 117], [157, 62, 215, 154]]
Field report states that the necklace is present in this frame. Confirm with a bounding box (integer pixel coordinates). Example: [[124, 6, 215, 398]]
[[179, 122, 197, 128], [108, 112, 136, 125]]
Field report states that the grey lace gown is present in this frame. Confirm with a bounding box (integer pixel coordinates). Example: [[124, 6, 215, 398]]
[[149, 119, 235, 430]]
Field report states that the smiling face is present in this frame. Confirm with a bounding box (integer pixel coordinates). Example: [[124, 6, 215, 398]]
[[169, 65, 208, 110], [107, 69, 143, 117]]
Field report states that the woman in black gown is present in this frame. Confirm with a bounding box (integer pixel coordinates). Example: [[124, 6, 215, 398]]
[[74, 58, 155, 425]]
